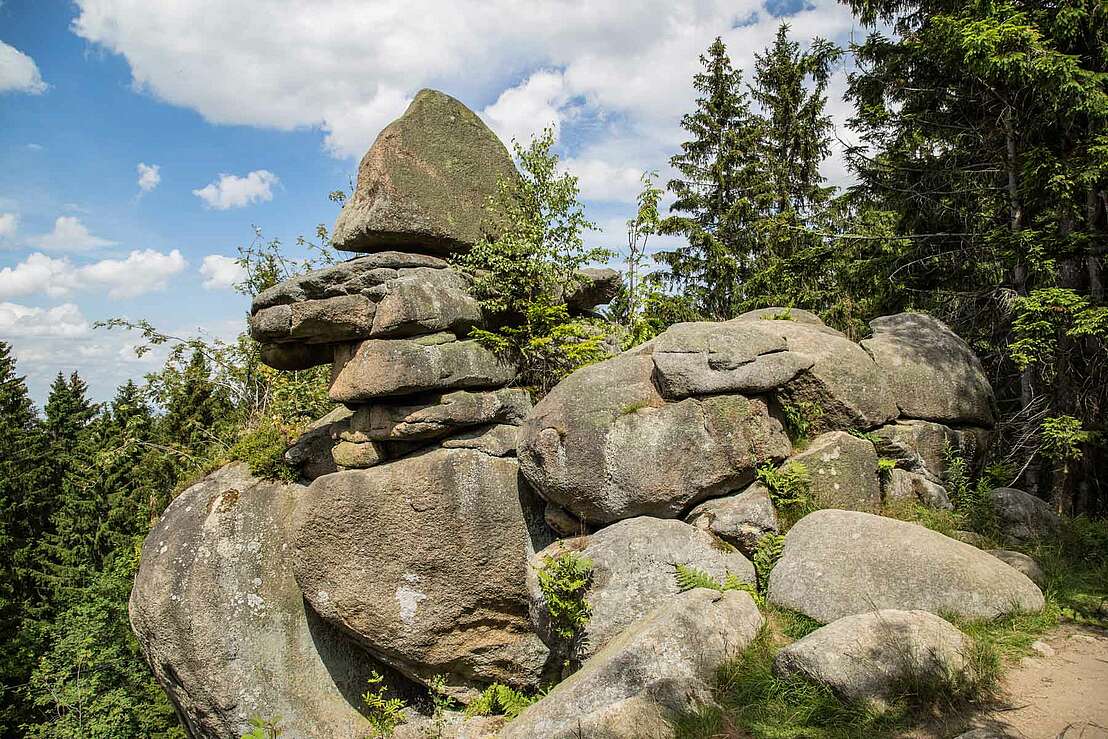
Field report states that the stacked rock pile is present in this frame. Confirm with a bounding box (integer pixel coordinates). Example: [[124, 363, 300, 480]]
[[130, 89, 1055, 739], [246, 89, 617, 474]]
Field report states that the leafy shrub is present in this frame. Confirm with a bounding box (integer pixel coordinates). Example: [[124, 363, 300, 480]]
[[877, 457, 898, 484], [228, 418, 298, 482], [362, 670, 406, 737], [536, 551, 593, 641], [464, 683, 539, 719], [942, 443, 996, 536]]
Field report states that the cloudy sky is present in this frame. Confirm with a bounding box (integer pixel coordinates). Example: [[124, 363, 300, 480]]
[[0, 0, 863, 404]]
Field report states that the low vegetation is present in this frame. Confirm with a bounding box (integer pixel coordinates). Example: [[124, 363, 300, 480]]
[[535, 551, 594, 641]]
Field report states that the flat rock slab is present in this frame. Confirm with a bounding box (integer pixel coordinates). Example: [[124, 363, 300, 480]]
[[351, 388, 531, 441], [293, 448, 552, 696], [329, 337, 514, 402], [518, 344, 791, 525], [767, 509, 1045, 623], [787, 430, 882, 512], [333, 89, 517, 255], [651, 321, 814, 399], [259, 341, 334, 371], [861, 313, 996, 427], [528, 517, 755, 662], [130, 463, 415, 738], [774, 609, 972, 703], [503, 589, 764, 739], [252, 251, 447, 313]]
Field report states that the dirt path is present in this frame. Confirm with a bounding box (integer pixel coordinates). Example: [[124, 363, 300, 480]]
[[963, 624, 1108, 738]]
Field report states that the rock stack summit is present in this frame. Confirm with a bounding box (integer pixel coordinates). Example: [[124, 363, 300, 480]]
[[129, 90, 1050, 739]]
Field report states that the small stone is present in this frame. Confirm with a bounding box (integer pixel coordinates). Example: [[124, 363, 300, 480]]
[[685, 483, 778, 556], [440, 424, 519, 457], [543, 503, 584, 537], [987, 549, 1047, 588], [885, 468, 953, 510], [787, 430, 882, 512], [331, 440, 385, 468], [1030, 640, 1055, 658]]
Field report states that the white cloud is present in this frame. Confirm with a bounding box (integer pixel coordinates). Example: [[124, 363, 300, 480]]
[[29, 216, 117, 252], [482, 70, 571, 147], [0, 213, 17, 240], [136, 162, 161, 192], [0, 302, 89, 338], [0, 41, 47, 94], [199, 254, 245, 290], [193, 170, 279, 210], [563, 158, 647, 203], [71, 0, 861, 197], [79, 248, 188, 298], [0, 249, 186, 300]]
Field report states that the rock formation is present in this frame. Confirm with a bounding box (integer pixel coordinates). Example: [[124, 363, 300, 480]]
[[129, 89, 1053, 739]]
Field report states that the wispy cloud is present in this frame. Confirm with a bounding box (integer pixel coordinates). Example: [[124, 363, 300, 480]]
[[29, 216, 117, 252]]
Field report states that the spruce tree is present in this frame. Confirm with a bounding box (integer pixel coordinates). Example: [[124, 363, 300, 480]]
[[657, 37, 766, 319], [846, 0, 1108, 510], [0, 342, 47, 735]]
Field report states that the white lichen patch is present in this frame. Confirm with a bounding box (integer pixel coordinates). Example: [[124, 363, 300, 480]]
[[395, 585, 427, 625]]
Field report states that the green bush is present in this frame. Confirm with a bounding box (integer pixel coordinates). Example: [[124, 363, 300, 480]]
[[362, 671, 406, 737], [536, 551, 593, 641], [228, 419, 298, 482], [753, 534, 785, 594]]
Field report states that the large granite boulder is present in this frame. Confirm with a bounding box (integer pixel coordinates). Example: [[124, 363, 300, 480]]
[[332, 89, 517, 255], [990, 487, 1062, 542], [329, 335, 514, 402], [518, 344, 791, 525], [527, 517, 754, 663], [767, 510, 1045, 623], [786, 430, 882, 512], [130, 464, 416, 738], [771, 321, 898, 431], [774, 609, 974, 704], [733, 306, 826, 325], [503, 589, 764, 739], [292, 447, 553, 696], [861, 313, 995, 427], [685, 483, 779, 556], [370, 267, 482, 337]]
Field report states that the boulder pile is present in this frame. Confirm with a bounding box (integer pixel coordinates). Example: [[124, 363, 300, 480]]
[[129, 90, 1053, 739]]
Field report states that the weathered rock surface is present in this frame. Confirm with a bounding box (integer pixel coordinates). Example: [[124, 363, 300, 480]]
[[685, 483, 778, 556], [734, 306, 826, 325], [394, 714, 505, 739], [563, 268, 621, 311], [350, 388, 531, 441], [774, 609, 973, 703], [333, 89, 517, 255], [651, 321, 814, 399], [771, 321, 898, 431], [768, 510, 1045, 623], [990, 487, 1062, 542], [518, 345, 791, 524], [440, 423, 519, 456], [284, 406, 352, 481], [528, 517, 754, 662], [329, 337, 514, 402], [788, 431, 882, 511], [330, 439, 387, 468], [251, 251, 448, 313], [861, 313, 995, 427], [503, 589, 764, 739], [886, 468, 953, 510], [130, 464, 416, 738], [293, 448, 553, 696], [873, 419, 991, 478], [987, 550, 1047, 588], [370, 267, 482, 337]]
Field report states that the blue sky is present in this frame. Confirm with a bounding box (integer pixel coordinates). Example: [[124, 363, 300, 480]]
[[0, 0, 860, 405]]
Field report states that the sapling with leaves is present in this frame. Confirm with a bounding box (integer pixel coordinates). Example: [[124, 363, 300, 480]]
[[454, 128, 615, 396]]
